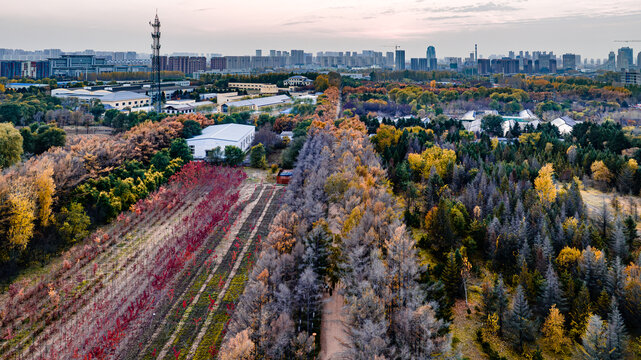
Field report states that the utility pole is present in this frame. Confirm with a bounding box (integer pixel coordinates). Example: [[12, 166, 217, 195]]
[[150, 11, 162, 113]]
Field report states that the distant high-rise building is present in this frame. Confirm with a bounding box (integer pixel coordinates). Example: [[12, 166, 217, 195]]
[[291, 49, 304, 65], [617, 47, 633, 70], [210, 57, 226, 70], [562, 53, 576, 70], [608, 51, 616, 70], [429, 58, 437, 71], [419, 58, 428, 71], [410, 58, 420, 71], [477, 59, 491, 75], [255, 50, 262, 57], [395, 49, 405, 70], [509, 50, 515, 59], [637, 51, 641, 68], [385, 52, 394, 67], [426, 45, 436, 61]]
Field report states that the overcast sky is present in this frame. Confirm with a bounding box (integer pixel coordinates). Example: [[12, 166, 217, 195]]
[[1, 0, 640, 59]]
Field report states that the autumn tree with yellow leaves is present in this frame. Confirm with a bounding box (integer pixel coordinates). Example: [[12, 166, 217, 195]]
[[407, 146, 456, 179], [542, 305, 571, 353], [534, 163, 557, 205]]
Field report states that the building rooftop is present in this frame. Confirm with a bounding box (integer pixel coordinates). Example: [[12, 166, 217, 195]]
[[100, 91, 149, 102], [189, 123, 255, 142], [225, 95, 292, 108]]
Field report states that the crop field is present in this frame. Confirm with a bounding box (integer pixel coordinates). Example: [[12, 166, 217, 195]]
[[0, 163, 285, 360]]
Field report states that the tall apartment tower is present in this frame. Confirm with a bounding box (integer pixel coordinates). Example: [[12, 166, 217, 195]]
[[426, 45, 436, 70], [149, 12, 161, 113], [395, 49, 406, 70]]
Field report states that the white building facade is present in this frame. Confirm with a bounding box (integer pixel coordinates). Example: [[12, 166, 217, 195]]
[[186, 123, 255, 159]]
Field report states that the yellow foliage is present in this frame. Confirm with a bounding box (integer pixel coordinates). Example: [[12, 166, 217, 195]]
[[542, 305, 570, 353], [534, 163, 557, 205], [372, 124, 400, 153], [518, 132, 541, 146], [7, 190, 36, 249], [0, 84, 5, 93], [407, 146, 456, 179], [343, 206, 364, 235], [627, 158, 638, 172], [562, 217, 578, 232], [591, 160, 612, 183], [491, 137, 498, 150], [483, 313, 500, 338], [556, 246, 581, 270], [34, 166, 55, 226]]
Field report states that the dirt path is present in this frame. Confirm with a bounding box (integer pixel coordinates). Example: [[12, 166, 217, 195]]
[[319, 289, 348, 360]]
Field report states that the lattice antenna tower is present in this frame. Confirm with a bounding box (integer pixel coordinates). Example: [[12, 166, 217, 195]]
[[150, 11, 161, 113]]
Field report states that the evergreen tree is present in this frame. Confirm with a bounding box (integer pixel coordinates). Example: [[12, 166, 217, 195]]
[[570, 284, 592, 340], [579, 314, 607, 360], [540, 261, 564, 313], [505, 285, 536, 351], [494, 275, 509, 336], [607, 257, 626, 302], [623, 216, 636, 249], [605, 299, 627, 360], [610, 218, 628, 261], [441, 249, 462, 304]]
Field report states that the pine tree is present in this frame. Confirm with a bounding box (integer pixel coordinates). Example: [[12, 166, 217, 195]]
[[605, 299, 627, 360], [441, 250, 462, 305], [623, 216, 637, 249], [607, 257, 626, 302], [570, 284, 592, 340], [540, 261, 564, 312], [505, 285, 536, 351], [494, 276, 509, 336], [579, 314, 607, 360], [610, 218, 628, 261]]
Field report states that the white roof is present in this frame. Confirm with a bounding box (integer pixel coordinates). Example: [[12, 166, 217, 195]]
[[164, 104, 194, 111], [225, 95, 292, 108], [101, 91, 149, 102], [189, 124, 255, 142], [518, 109, 538, 120]]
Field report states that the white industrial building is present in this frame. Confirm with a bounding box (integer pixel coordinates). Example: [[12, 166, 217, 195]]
[[186, 124, 255, 159], [221, 95, 292, 112], [51, 88, 150, 111], [551, 116, 581, 135]]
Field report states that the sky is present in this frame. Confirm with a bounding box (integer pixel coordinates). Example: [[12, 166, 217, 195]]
[[1, 0, 640, 60]]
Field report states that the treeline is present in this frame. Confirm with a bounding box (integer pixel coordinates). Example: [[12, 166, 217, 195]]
[[372, 111, 641, 356], [0, 114, 211, 282], [221, 88, 450, 359]]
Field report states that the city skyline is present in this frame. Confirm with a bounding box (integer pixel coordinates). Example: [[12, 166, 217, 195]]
[[1, 0, 640, 60]]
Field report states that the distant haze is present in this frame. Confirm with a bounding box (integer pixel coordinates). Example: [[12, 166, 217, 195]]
[[1, 0, 640, 59]]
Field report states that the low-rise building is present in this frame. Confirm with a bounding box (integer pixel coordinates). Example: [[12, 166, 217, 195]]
[[186, 124, 255, 159], [163, 104, 195, 114], [222, 95, 292, 112], [551, 116, 581, 135], [51, 89, 150, 110], [228, 82, 278, 94], [283, 75, 313, 87]]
